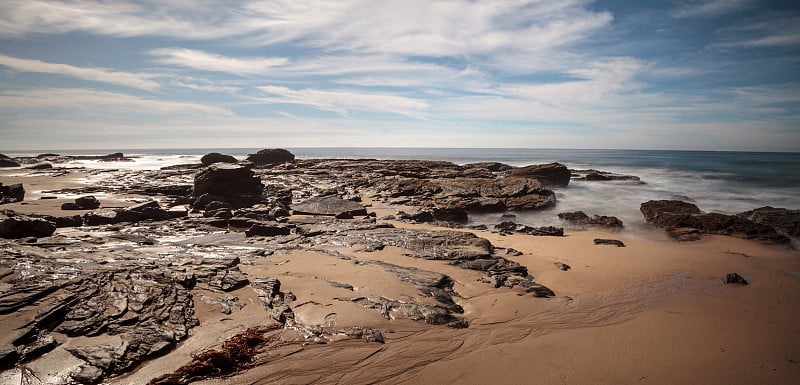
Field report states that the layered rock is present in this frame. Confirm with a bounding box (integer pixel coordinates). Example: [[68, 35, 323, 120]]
[[510, 162, 571, 187], [737, 206, 800, 237], [291, 196, 367, 218], [558, 211, 623, 229]]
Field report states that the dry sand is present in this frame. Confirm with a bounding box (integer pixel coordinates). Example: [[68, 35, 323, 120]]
[[2, 169, 799, 385]]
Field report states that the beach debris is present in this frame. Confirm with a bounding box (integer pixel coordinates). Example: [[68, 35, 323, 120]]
[[594, 238, 625, 247], [641, 200, 789, 244], [558, 211, 624, 229], [555, 262, 571, 271], [725, 273, 749, 285], [200, 152, 237, 166], [0, 182, 24, 204]]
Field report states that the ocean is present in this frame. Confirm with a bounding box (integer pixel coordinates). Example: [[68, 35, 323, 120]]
[[7, 148, 800, 231]]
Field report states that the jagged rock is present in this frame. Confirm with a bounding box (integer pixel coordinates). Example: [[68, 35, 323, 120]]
[[245, 223, 292, 237], [26, 162, 53, 170], [0, 216, 56, 238], [594, 238, 625, 247], [201, 152, 238, 166], [738, 206, 800, 237], [400, 207, 468, 224], [558, 211, 623, 229], [0, 182, 24, 204], [246, 148, 295, 165], [725, 273, 748, 285], [510, 162, 571, 187], [291, 196, 368, 217], [434, 177, 556, 212], [193, 165, 264, 208], [640, 200, 701, 226]]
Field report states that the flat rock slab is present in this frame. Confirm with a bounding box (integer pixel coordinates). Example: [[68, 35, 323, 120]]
[[291, 196, 367, 217]]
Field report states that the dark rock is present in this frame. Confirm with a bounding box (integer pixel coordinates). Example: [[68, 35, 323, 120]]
[[71, 365, 104, 384], [26, 162, 53, 170], [558, 211, 623, 229], [434, 177, 556, 212], [245, 224, 292, 237], [246, 148, 295, 166], [494, 221, 564, 236], [640, 200, 701, 225], [83, 201, 171, 225], [463, 162, 513, 172], [554, 262, 571, 271], [0, 158, 21, 167], [0, 182, 25, 204], [573, 170, 643, 183], [738, 206, 800, 237], [193, 165, 264, 208], [510, 163, 571, 187], [201, 152, 238, 166], [45, 214, 84, 228], [404, 207, 468, 224], [594, 238, 625, 247], [725, 273, 748, 285], [63, 196, 101, 210], [0, 216, 56, 238], [291, 196, 368, 217], [143, 185, 193, 197]]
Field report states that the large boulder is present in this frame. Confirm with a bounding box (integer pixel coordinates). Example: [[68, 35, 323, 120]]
[[0, 158, 20, 167], [640, 200, 702, 227], [193, 165, 264, 208], [737, 206, 800, 237], [291, 196, 368, 217], [200, 152, 237, 166], [510, 163, 571, 187], [246, 148, 295, 166], [0, 216, 56, 238], [0, 183, 24, 204]]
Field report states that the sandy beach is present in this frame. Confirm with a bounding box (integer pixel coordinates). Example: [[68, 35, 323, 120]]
[[1, 159, 799, 385]]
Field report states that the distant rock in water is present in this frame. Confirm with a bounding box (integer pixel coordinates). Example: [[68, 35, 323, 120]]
[[737, 206, 800, 237], [246, 148, 295, 166], [640, 200, 789, 244], [26, 162, 53, 170], [571, 169, 644, 184], [558, 211, 623, 229], [0, 156, 20, 167], [201, 152, 237, 166], [510, 162, 571, 187], [0, 183, 24, 204]]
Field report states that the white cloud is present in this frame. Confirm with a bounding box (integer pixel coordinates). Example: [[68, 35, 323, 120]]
[[0, 54, 160, 90], [151, 48, 288, 75], [0, 88, 231, 116], [257, 85, 430, 119], [671, 0, 755, 18]]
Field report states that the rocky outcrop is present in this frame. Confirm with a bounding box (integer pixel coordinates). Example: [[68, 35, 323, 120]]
[[246, 148, 295, 166], [200, 152, 237, 166], [640, 200, 789, 244], [62, 195, 101, 210], [737, 206, 800, 237], [510, 162, 571, 187], [193, 165, 264, 208], [291, 196, 367, 218], [0, 182, 24, 204], [0, 215, 56, 238], [433, 177, 556, 212], [558, 211, 623, 229]]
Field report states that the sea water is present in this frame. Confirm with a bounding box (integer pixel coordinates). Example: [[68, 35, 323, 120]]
[[7, 148, 800, 229]]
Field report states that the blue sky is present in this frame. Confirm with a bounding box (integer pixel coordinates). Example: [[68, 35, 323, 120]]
[[1, 0, 798, 151]]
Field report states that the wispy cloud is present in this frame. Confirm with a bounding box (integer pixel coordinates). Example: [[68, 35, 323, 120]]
[[0, 54, 160, 90], [257, 85, 430, 119], [151, 48, 288, 75], [671, 0, 755, 18]]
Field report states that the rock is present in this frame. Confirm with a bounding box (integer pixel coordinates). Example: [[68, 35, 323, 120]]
[[554, 262, 571, 271], [71, 365, 104, 384], [594, 238, 625, 247], [193, 165, 264, 208], [725, 273, 748, 285], [558, 211, 623, 229], [201, 152, 238, 166], [401, 207, 468, 224], [63, 196, 101, 210], [572, 169, 643, 183], [0, 158, 21, 167], [0, 216, 56, 238], [291, 196, 368, 217], [494, 221, 564, 236], [246, 148, 295, 165], [0, 182, 24, 204], [510, 163, 571, 187], [738, 206, 800, 237], [83, 201, 171, 225], [640, 200, 701, 225], [434, 177, 556, 212], [26, 162, 53, 170], [666, 227, 703, 241], [245, 224, 292, 237]]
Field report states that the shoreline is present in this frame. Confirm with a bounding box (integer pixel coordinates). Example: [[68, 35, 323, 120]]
[[1, 155, 799, 385]]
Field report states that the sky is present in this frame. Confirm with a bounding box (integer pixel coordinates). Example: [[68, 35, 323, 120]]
[[0, 0, 799, 151]]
